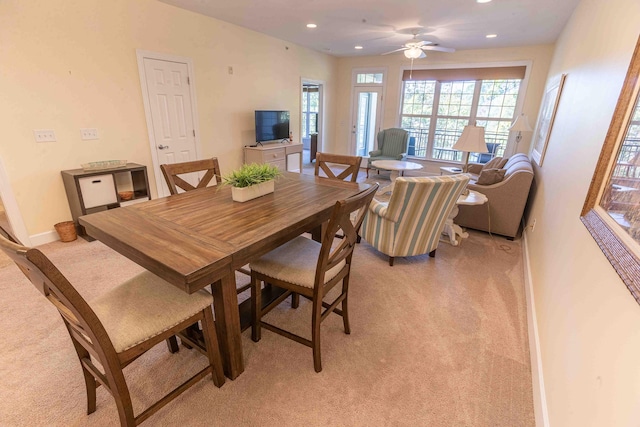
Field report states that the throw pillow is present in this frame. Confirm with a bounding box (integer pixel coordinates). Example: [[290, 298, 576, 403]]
[[483, 156, 508, 170], [477, 168, 506, 185]]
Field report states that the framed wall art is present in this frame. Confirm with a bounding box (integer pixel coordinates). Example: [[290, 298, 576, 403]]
[[531, 73, 567, 166], [582, 37, 640, 304]]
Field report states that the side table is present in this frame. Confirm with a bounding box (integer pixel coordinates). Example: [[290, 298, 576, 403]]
[[440, 166, 464, 175], [443, 189, 488, 246]]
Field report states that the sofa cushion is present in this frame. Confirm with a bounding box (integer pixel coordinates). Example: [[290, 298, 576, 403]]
[[483, 156, 508, 170], [477, 168, 506, 185]]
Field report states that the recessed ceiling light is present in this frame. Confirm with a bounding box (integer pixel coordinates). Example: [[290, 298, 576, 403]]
[[477, 0, 492, 3], [354, 46, 363, 50], [306, 23, 317, 29], [486, 34, 497, 38]]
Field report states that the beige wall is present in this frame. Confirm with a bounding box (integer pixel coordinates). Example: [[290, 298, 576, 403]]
[[525, 0, 640, 425], [331, 45, 554, 173], [0, 0, 338, 236]]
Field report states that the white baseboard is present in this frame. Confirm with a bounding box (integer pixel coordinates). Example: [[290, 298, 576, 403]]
[[30, 230, 60, 246], [522, 232, 550, 427]]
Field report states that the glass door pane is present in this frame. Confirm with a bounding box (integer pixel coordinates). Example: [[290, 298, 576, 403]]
[[353, 88, 382, 158]]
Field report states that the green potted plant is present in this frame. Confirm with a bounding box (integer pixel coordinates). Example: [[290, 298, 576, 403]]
[[223, 163, 281, 202]]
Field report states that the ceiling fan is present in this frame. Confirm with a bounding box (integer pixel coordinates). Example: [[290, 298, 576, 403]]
[[382, 39, 455, 58], [382, 32, 455, 59]]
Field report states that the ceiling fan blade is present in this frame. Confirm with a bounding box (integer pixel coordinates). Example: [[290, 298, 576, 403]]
[[422, 45, 456, 53], [381, 47, 408, 55], [418, 51, 427, 59]]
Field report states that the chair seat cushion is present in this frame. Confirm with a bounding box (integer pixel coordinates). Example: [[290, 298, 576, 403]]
[[91, 271, 213, 353], [250, 236, 346, 289]]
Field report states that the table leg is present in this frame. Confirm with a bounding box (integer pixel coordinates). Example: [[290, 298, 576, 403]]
[[377, 170, 400, 195], [442, 205, 466, 246], [210, 268, 244, 379]]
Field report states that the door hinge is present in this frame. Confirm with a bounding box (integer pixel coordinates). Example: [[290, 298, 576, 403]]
[[187, 76, 190, 85], [193, 130, 196, 137]]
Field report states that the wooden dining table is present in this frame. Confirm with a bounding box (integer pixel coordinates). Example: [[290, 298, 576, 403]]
[[79, 172, 369, 379]]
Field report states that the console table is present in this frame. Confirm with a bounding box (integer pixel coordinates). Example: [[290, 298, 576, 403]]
[[244, 142, 303, 172]]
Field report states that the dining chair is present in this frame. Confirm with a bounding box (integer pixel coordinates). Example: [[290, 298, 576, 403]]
[[310, 151, 363, 241], [0, 233, 225, 426], [314, 152, 362, 183], [250, 184, 378, 372], [160, 157, 252, 293], [160, 157, 221, 195], [289, 152, 364, 310], [360, 175, 470, 266]]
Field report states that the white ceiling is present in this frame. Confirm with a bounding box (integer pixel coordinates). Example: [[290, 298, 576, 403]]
[[159, 0, 580, 57]]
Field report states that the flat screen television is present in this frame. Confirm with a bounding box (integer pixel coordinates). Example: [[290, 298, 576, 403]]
[[255, 110, 290, 143]]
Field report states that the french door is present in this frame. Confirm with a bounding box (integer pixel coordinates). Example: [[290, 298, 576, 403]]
[[352, 87, 383, 160]]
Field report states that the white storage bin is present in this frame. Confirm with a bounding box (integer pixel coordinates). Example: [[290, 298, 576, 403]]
[[78, 174, 117, 208]]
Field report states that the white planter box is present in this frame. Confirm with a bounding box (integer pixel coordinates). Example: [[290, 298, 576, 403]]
[[231, 180, 275, 202]]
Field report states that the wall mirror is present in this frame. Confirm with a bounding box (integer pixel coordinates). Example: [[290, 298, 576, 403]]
[[582, 37, 640, 304]]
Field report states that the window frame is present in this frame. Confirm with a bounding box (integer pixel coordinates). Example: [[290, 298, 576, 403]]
[[396, 62, 531, 163]]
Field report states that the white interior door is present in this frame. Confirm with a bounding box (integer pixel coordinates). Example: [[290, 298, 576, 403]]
[[352, 87, 383, 163], [139, 55, 199, 197]]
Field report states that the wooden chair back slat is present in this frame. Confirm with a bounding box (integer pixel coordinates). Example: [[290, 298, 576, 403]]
[[314, 152, 362, 183], [68, 326, 101, 361], [160, 158, 221, 195], [315, 184, 378, 289]]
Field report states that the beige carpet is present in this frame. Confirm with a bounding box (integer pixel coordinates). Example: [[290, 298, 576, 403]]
[[0, 224, 534, 426]]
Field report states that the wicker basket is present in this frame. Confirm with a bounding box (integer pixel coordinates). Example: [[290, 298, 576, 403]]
[[54, 221, 77, 242]]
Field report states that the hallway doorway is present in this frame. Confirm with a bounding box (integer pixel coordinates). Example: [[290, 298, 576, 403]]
[[301, 80, 324, 164]]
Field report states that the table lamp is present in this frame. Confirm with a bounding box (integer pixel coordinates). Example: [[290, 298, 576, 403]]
[[509, 113, 533, 145], [452, 123, 488, 173]]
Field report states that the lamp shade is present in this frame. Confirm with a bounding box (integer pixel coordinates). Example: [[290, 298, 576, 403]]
[[509, 114, 532, 132], [452, 124, 488, 153]]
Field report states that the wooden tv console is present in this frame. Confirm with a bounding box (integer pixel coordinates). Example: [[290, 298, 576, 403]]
[[244, 142, 303, 173]]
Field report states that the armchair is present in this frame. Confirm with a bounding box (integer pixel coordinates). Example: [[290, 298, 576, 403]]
[[367, 128, 409, 177], [360, 175, 470, 266]]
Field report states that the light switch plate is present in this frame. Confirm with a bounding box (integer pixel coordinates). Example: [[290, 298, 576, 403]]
[[80, 128, 99, 140], [33, 129, 56, 142]]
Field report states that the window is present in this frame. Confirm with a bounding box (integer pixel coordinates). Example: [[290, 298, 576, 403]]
[[302, 86, 319, 138], [356, 73, 383, 84], [399, 66, 526, 163]]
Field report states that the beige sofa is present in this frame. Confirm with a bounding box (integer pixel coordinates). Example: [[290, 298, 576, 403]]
[[455, 153, 534, 239]]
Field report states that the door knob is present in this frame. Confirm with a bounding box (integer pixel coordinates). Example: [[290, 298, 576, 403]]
[[158, 145, 169, 150]]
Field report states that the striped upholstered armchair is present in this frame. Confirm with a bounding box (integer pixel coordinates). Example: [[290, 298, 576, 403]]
[[360, 175, 470, 266], [366, 128, 409, 177]]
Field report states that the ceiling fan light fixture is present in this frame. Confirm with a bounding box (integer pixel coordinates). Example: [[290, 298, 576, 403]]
[[404, 47, 423, 59]]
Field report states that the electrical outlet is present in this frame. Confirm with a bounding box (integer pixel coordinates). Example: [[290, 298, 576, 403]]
[[530, 219, 536, 232], [80, 128, 98, 140], [33, 129, 56, 142]]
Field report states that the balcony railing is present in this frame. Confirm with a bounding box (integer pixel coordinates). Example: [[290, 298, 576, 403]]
[[613, 139, 640, 178], [405, 128, 508, 163]]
